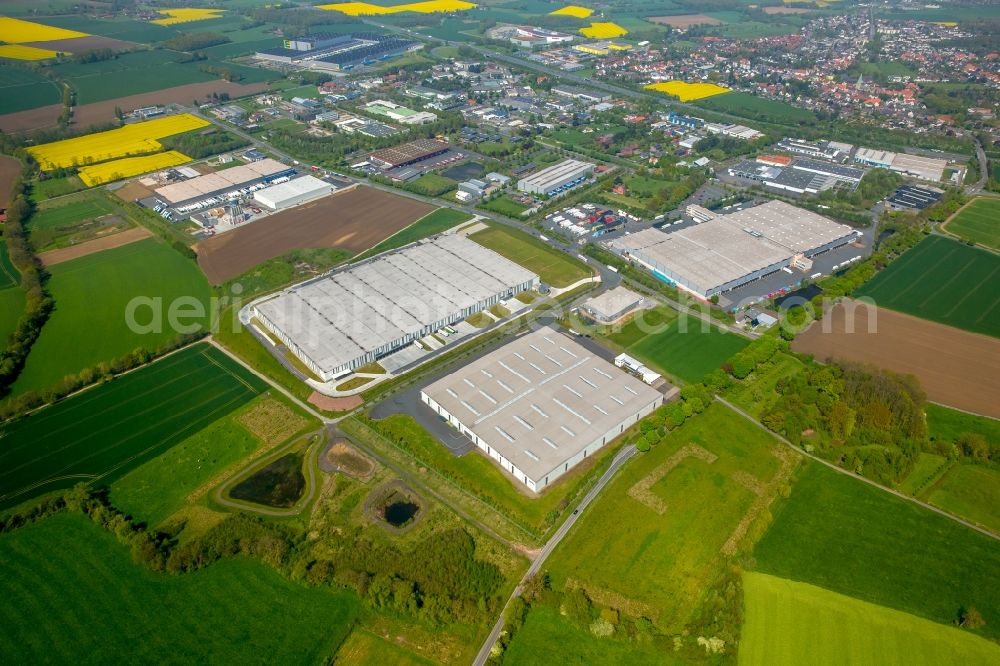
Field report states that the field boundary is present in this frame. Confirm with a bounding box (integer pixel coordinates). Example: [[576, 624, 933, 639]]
[[37, 226, 152, 266], [715, 396, 1000, 542]]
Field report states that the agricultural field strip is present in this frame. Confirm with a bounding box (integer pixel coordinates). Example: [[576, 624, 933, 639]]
[[2, 374, 251, 491], [0, 347, 261, 500]]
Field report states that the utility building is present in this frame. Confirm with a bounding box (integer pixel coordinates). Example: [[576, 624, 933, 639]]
[[421, 326, 666, 491], [252, 175, 333, 210], [250, 235, 538, 381], [517, 159, 595, 196]]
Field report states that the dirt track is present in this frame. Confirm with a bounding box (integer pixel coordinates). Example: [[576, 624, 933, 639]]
[[0, 155, 19, 210], [38, 226, 152, 266], [196, 186, 435, 284], [792, 300, 1000, 418], [0, 80, 270, 133]]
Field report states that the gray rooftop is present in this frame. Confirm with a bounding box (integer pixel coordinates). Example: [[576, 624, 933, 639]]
[[613, 200, 853, 293], [254, 234, 537, 374], [422, 326, 662, 482], [583, 286, 643, 319]]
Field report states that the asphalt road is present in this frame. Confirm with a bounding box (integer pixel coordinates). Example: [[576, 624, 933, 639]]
[[471, 444, 638, 666]]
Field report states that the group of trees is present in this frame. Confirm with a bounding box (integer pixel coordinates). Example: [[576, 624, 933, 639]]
[[161, 128, 250, 160], [758, 361, 927, 485], [163, 32, 231, 53], [0, 177, 53, 398]]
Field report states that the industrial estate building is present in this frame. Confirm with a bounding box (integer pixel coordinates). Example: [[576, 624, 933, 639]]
[[153, 158, 292, 205], [255, 32, 419, 71], [252, 175, 333, 210], [517, 159, 595, 196], [581, 286, 645, 323], [421, 326, 665, 491], [369, 138, 451, 170], [612, 200, 856, 298], [250, 235, 538, 381], [729, 157, 864, 195], [854, 147, 948, 182]]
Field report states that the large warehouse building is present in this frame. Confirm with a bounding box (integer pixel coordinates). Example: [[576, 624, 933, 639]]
[[612, 200, 855, 298], [153, 158, 292, 205], [252, 175, 333, 210], [369, 138, 450, 170], [250, 235, 538, 381], [517, 159, 595, 196], [421, 326, 665, 491]]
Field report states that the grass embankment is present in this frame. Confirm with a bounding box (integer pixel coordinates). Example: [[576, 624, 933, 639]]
[[740, 572, 1000, 666], [0, 512, 360, 663]]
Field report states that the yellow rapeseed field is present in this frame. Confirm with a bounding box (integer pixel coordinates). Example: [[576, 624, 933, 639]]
[[550, 5, 593, 18], [28, 114, 210, 171], [150, 8, 225, 26], [318, 0, 476, 16], [645, 81, 730, 102], [77, 151, 192, 187], [0, 16, 89, 43], [0, 44, 59, 61], [579, 22, 628, 39]]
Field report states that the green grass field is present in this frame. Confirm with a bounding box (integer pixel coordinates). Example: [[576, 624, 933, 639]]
[[32, 15, 178, 42], [925, 464, 1000, 534], [926, 403, 1000, 444], [0, 66, 62, 114], [696, 91, 816, 124], [946, 198, 1000, 250], [604, 307, 750, 383], [0, 512, 359, 663], [896, 452, 948, 496], [12, 238, 212, 395], [544, 403, 786, 630], [754, 460, 1000, 639], [0, 343, 267, 509], [109, 399, 269, 525], [478, 194, 530, 217], [741, 572, 1000, 666], [30, 193, 117, 233], [0, 286, 25, 345], [470, 224, 591, 288], [355, 208, 472, 260], [335, 628, 435, 666], [28, 175, 86, 202], [504, 605, 682, 666], [854, 235, 1000, 338], [0, 240, 19, 290]]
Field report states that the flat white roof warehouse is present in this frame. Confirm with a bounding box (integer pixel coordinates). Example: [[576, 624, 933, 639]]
[[612, 200, 855, 297], [251, 234, 538, 380], [421, 326, 666, 491]]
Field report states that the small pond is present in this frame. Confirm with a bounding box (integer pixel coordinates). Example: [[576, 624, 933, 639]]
[[384, 500, 419, 527]]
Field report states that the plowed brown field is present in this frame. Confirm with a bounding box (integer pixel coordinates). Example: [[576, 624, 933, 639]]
[[0, 155, 19, 209], [25, 36, 135, 53], [196, 186, 435, 284], [0, 80, 269, 132], [792, 299, 1000, 418]]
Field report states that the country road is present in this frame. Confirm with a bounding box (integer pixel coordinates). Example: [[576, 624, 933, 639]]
[[472, 444, 638, 666]]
